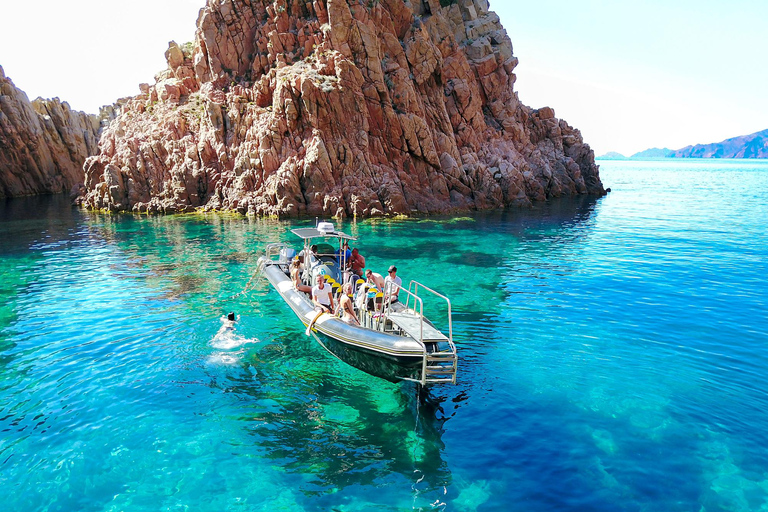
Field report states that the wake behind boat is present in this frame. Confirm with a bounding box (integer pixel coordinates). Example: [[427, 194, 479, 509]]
[[257, 222, 457, 385]]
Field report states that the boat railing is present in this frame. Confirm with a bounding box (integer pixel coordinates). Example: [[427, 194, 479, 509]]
[[263, 242, 287, 261], [380, 280, 457, 385], [381, 281, 454, 348], [257, 243, 288, 276], [404, 280, 454, 350], [378, 282, 425, 339]]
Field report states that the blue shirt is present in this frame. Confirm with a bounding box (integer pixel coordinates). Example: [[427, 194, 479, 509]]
[[335, 248, 352, 265]]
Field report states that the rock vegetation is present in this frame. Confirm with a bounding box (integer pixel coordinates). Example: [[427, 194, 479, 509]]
[[0, 66, 102, 198], [79, 0, 605, 216]]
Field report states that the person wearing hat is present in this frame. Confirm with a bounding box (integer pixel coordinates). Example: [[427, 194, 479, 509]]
[[384, 265, 402, 303]]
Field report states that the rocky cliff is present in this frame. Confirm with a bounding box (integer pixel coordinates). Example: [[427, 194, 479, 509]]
[[0, 66, 101, 198], [79, 0, 605, 216]]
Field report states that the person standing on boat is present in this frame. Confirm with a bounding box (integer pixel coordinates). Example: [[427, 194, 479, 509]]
[[339, 283, 359, 325], [350, 248, 365, 276], [335, 241, 352, 268], [384, 265, 402, 303], [311, 274, 335, 314]]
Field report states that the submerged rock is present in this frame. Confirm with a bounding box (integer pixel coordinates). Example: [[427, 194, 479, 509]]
[[78, 0, 605, 216], [0, 66, 102, 198]]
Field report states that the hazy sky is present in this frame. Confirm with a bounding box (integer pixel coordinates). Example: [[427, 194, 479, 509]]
[[2, 0, 766, 156]]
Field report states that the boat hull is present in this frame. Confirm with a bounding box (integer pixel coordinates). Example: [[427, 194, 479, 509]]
[[260, 258, 425, 383]]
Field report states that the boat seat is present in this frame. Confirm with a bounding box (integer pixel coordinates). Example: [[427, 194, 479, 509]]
[[386, 313, 449, 342]]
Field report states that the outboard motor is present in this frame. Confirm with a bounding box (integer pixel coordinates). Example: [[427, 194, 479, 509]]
[[278, 247, 296, 264]]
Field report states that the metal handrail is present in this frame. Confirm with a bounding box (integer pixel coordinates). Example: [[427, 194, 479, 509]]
[[264, 242, 287, 260], [391, 279, 456, 385], [380, 281, 424, 341], [403, 280, 454, 351]]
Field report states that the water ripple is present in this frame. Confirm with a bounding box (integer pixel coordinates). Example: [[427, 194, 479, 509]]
[[1, 162, 767, 510]]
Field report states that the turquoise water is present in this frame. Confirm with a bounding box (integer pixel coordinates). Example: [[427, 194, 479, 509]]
[[1, 159, 767, 511]]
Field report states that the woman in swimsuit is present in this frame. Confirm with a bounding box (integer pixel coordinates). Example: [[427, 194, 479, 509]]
[[339, 283, 359, 325]]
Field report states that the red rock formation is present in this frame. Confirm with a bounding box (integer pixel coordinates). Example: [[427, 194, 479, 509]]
[[79, 0, 605, 216], [0, 66, 101, 198]]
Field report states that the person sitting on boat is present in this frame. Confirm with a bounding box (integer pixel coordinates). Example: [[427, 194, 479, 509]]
[[311, 274, 335, 314], [365, 269, 385, 290], [384, 265, 402, 303], [290, 259, 311, 293], [339, 283, 359, 325], [350, 248, 365, 276]]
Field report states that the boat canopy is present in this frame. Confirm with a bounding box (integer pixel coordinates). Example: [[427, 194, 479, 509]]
[[291, 227, 356, 241]]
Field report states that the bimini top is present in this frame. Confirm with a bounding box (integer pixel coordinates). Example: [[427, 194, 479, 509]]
[[291, 227, 356, 241]]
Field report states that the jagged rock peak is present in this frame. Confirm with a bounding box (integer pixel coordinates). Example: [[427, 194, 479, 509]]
[[0, 66, 101, 198], [79, 0, 605, 216]]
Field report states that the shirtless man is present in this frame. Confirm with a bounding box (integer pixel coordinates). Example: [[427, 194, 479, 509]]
[[339, 283, 359, 325], [350, 248, 365, 276], [365, 269, 385, 290]]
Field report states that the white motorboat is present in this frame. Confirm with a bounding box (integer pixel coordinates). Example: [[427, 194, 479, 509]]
[[257, 221, 457, 385]]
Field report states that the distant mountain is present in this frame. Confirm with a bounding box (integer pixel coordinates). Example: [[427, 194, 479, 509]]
[[631, 147, 673, 158], [597, 151, 627, 160], [669, 129, 768, 158]]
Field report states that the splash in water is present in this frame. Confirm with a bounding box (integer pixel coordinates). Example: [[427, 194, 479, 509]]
[[207, 315, 259, 364]]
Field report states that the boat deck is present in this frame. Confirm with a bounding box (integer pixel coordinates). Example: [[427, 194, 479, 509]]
[[387, 312, 449, 342]]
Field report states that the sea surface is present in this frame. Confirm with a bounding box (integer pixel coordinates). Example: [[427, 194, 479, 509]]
[[1, 159, 767, 511]]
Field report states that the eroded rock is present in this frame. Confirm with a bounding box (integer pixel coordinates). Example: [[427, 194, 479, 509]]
[[0, 66, 102, 198], [79, 0, 605, 216]]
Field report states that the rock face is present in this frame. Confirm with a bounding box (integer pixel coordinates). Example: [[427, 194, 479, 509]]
[[0, 66, 101, 198], [79, 0, 605, 216]]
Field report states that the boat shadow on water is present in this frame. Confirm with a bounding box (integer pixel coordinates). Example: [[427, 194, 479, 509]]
[[204, 324, 458, 495]]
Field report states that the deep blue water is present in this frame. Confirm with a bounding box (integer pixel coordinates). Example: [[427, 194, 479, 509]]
[[1, 159, 766, 511]]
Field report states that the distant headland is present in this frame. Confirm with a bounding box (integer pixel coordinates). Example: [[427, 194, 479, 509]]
[[599, 128, 768, 160]]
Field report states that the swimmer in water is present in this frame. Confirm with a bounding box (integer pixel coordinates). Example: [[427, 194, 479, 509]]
[[220, 312, 237, 333]]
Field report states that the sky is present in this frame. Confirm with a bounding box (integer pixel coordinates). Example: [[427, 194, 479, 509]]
[[1, 0, 766, 156]]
